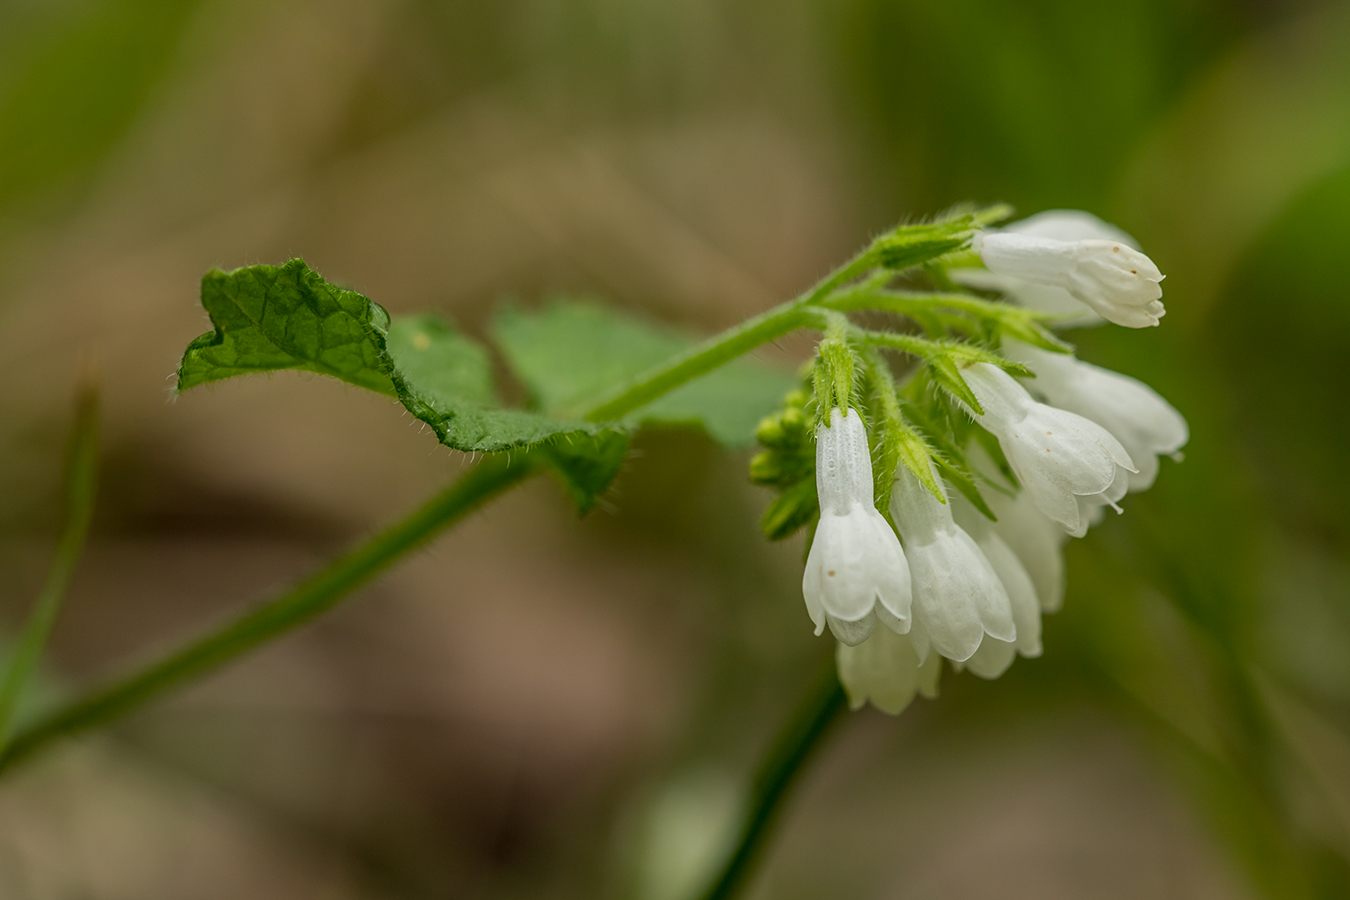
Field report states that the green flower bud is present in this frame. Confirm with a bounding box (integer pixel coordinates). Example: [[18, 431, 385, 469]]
[[759, 477, 819, 541]]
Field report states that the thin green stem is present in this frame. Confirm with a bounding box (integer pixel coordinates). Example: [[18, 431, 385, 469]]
[[0, 232, 903, 774], [0, 452, 534, 776], [825, 287, 1014, 318], [0, 381, 99, 748], [581, 245, 884, 422], [857, 329, 963, 360], [0, 291, 825, 773], [700, 667, 848, 900], [582, 305, 822, 422]]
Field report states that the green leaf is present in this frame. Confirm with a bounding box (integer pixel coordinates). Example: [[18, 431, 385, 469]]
[[176, 261, 630, 510], [177, 259, 398, 395], [492, 301, 798, 447], [536, 431, 631, 512], [386, 314, 496, 408]]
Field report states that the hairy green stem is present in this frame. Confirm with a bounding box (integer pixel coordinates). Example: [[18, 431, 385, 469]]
[[582, 247, 883, 421], [825, 287, 1016, 318], [700, 668, 848, 900], [0, 237, 905, 773], [0, 452, 533, 775], [0, 295, 829, 774], [583, 305, 821, 422]]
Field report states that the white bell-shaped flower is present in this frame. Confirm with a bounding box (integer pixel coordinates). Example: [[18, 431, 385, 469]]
[[1000, 209, 1139, 245], [960, 363, 1135, 537], [836, 623, 941, 715], [951, 495, 1043, 679], [1006, 342, 1189, 492], [951, 210, 1140, 328], [890, 461, 1015, 662], [969, 214, 1165, 328], [803, 408, 913, 646], [967, 444, 1067, 612], [988, 488, 1066, 612]]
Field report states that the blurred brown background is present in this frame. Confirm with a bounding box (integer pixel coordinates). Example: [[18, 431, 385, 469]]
[[1, 0, 1349, 897]]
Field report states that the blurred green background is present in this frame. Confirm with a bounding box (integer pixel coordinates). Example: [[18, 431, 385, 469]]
[[0, 0, 1348, 897]]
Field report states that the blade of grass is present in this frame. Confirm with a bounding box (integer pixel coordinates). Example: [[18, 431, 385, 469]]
[[699, 665, 848, 900], [0, 376, 100, 748], [0, 450, 534, 776]]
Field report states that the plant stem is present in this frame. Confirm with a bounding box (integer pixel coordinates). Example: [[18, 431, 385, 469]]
[[699, 668, 848, 900], [825, 287, 1008, 317], [0, 381, 99, 748], [0, 451, 533, 776], [0, 290, 820, 773], [581, 245, 888, 422], [0, 235, 891, 774], [582, 305, 821, 422]]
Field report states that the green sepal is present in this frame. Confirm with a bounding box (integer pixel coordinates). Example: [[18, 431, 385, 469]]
[[870, 219, 973, 272], [895, 425, 945, 506], [760, 477, 819, 541], [927, 354, 982, 413], [933, 453, 996, 520], [996, 311, 1075, 353], [899, 395, 995, 519], [812, 330, 857, 415]]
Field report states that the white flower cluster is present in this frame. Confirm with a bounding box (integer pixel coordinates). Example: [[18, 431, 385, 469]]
[[807, 211, 1186, 715]]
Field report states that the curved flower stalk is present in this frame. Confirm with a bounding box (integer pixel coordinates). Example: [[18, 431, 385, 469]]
[[953, 209, 1165, 328], [890, 461, 1014, 662], [960, 362, 1136, 538], [1006, 341, 1189, 492], [836, 625, 940, 714], [802, 408, 912, 645], [950, 495, 1043, 679]]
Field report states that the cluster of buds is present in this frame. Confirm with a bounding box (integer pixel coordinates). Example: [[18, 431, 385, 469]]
[[752, 209, 1187, 714]]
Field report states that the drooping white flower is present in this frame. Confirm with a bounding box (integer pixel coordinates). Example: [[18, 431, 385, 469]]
[[952, 210, 1144, 328], [1006, 341, 1189, 492], [962, 209, 1165, 328], [1002, 209, 1139, 245], [803, 408, 912, 646], [950, 210, 1150, 327], [950, 495, 1043, 679], [965, 444, 1067, 612], [987, 487, 1066, 612], [836, 624, 940, 715], [890, 461, 1014, 662], [960, 363, 1135, 537], [951, 267, 1104, 327]]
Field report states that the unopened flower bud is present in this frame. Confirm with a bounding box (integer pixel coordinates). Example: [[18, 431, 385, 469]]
[[970, 217, 1166, 328]]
